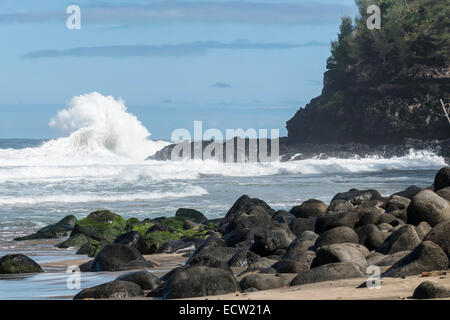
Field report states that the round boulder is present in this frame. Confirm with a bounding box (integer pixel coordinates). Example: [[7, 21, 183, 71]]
[[376, 225, 421, 255], [73, 280, 143, 300], [162, 266, 239, 299], [0, 254, 43, 274], [412, 281, 450, 299], [407, 190, 450, 227], [90, 244, 156, 272], [313, 226, 359, 249], [116, 271, 162, 290], [289, 199, 328, 218], [424, 219, 450, 260], [272, 259, 309, 273], [382, 241, 449, 278], [434, 167, 450, 191]]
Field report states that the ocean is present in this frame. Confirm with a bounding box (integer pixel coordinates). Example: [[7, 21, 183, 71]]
[[0, 92, 446, 299]]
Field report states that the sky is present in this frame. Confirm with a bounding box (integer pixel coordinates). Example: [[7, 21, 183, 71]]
[[0, 0, 358, 140]]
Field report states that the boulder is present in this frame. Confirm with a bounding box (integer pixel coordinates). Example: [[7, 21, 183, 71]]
[[290, 262, 364, 286], [188, 255, 233, 274], [228, 250, 262, 267], [392, 185, 423, 200], [225, 195, 275, 222], [116, 271, 162, 290], [412, 281, 450, 299], [434, 167, 450, 191], [0, 254, 43, 274], [175, 208, 208, 224], [283, 238, 315, 261], [70, 210, 126, 243], [355, 224, 388, 251], [114, 231, 151, 255], [289, 217, 317, 237], [246, 257, 279, 271], [162, 266, 239, 299], [223, 206, 272, 235], [297, 231, 320, 242], [90, 244, 156, 272], [326, 200, 354, 213], [78, 260, 93, 272], [386, 195, 410, 212], [250, 222, 296, 256], [377, 214, 404, 227], [56, 233, 91, 249], [15, 215, 77, 241], [239, 273, 289, 291], [415, 221, 432, 240], [76, 240, 103, 257], [382, 241, 449, 278], [222, 227, 254, 247], [273, 210, 296, 224], [157, 239, 195, 254], [366, 250, 411, 266], [376, 225, 421, 255], [313, 226, 359, 249], [289, 199, 328, 218], [187, 246, 239, 264], [424, 219, 450, 260], [437, 187, 450, 201], [311, 243, 368, 271], [377, 223, 393, 232], [407, 190, 450, 227], [354, 207, 383, 227], [272, 259, 309, 273], [315, 211, 362, 234], [330, 189, 383, 205], [73, 280, 143, 300], [146, 222, 176, 234], [182, 219, 197, 230]]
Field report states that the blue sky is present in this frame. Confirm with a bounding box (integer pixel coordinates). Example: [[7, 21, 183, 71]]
[[0, 0, 358, 140]]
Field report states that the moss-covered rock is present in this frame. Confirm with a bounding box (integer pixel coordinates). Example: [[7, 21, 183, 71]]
[[70, 210, 126, 243], [14, 215, 77, 241], [56, 233, 92, 248], [0, 254, 44, 274], [76, 240, 103, 257]]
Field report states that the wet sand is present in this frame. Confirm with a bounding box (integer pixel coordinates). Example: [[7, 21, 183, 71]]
[[183, 271, 450, 300]]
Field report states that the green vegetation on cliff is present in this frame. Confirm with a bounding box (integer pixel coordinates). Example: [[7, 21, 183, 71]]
[[328, 0, 449, 70], [286, 0, 450, 145]]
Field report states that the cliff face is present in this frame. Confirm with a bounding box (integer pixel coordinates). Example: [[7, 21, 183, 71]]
[[286, 63, 450, 145]]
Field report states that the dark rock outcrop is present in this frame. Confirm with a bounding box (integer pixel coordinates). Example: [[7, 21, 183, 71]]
[[15, 215, 77, 241], [162, 266, 239, 299], [116, 271, 162, 290], [114, 231, 152, 255], [407, 190, 450, 227], [90, 244, 156, 272], [0, 254, 43, 274], [290, 262, 364, 286], [376, 225, 421, 255], [73, 280, 144, 300], [289, 199, 328, 218], [382, 241, 449, 278], [175, 208, 208, 224], [423, 220, 450, 260], [313, 226, 359, 249], [434, 167, 450, 191], [412, 281, 450, 299]]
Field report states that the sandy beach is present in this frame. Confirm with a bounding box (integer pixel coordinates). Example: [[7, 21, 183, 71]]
[[39, 254, 450, 300]]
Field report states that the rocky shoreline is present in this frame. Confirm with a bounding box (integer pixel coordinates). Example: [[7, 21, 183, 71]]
[[148, 138, 450, 164], [1, 167, 449, 300]]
